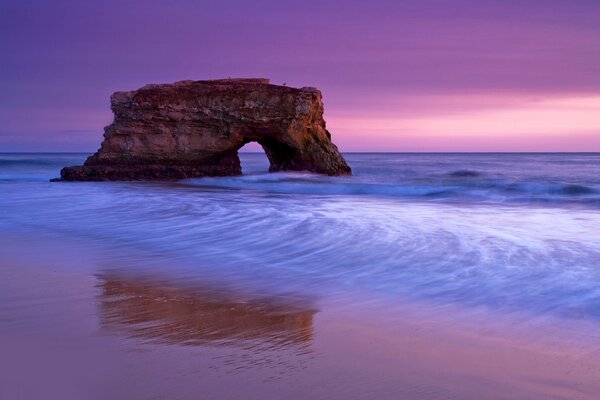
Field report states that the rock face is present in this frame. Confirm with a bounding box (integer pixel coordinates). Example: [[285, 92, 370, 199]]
[[57, 78, 351, 181]]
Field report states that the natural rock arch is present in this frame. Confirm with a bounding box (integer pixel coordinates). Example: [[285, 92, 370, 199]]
[[57, 78, 351, 181]]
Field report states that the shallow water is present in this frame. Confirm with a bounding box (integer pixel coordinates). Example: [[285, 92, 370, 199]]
[[1, 152, 600, 399]]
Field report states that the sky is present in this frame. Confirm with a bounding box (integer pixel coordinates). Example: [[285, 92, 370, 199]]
[[1, 0, 600, 152]]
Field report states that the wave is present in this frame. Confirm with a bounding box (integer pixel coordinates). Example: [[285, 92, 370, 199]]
[[4, 153, 600, 321], [183, 173, 458, 197], [181, 172, 599, 206], [447, 169, 481, 178], [505, 183, 596, 196], [0, 158, 63, 166], [3, 152, 600, 207]]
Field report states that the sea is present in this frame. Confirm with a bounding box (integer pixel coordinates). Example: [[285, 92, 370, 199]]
[[1, 152, 600, 399]]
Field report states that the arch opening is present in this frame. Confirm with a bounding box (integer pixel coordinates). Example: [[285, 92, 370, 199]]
[[236, 135, 298, 175], [236, 141, 270, 175]]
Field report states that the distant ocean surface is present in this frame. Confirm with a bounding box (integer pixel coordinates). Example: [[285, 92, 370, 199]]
[[2, 152, 600, 321]]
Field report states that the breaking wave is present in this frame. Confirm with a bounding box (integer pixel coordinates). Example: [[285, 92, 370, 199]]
[[182, 171, 600, 206], [3, 152, 600, 322]]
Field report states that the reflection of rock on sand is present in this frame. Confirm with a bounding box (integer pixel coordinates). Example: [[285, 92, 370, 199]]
[[98, 274, 317, 349]]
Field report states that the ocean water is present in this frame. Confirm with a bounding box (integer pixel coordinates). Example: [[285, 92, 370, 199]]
[[3, 152, 600, 399], [2, 152, 600, 322]]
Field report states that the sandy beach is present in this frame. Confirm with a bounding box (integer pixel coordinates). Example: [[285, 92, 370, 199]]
[[2, 233, 600, 400]]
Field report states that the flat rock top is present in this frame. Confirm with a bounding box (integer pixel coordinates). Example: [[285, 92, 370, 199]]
[[140, 78, 270, 89], [131, 78, 318, 95], [111, 78, 322, 109]]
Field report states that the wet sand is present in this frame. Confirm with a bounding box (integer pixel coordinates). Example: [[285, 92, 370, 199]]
[[2, 234, 600, 400]]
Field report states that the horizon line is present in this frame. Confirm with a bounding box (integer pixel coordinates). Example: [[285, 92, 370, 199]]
[[2, 151, 600, 155]]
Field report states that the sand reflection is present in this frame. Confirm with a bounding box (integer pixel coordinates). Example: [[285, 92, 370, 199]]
[[97, 273, 317, 348]]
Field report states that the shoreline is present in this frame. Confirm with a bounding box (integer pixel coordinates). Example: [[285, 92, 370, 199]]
[[2, 233, 600, 399]]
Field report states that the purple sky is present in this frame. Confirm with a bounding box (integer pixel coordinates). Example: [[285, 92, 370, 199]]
[[2, 0, 600, 151]]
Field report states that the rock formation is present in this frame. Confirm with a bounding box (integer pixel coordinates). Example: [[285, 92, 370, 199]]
[[56, 78, 351, 181]]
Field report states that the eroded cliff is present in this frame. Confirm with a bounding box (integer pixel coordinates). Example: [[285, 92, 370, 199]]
[[57, 78, 351, 181]]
